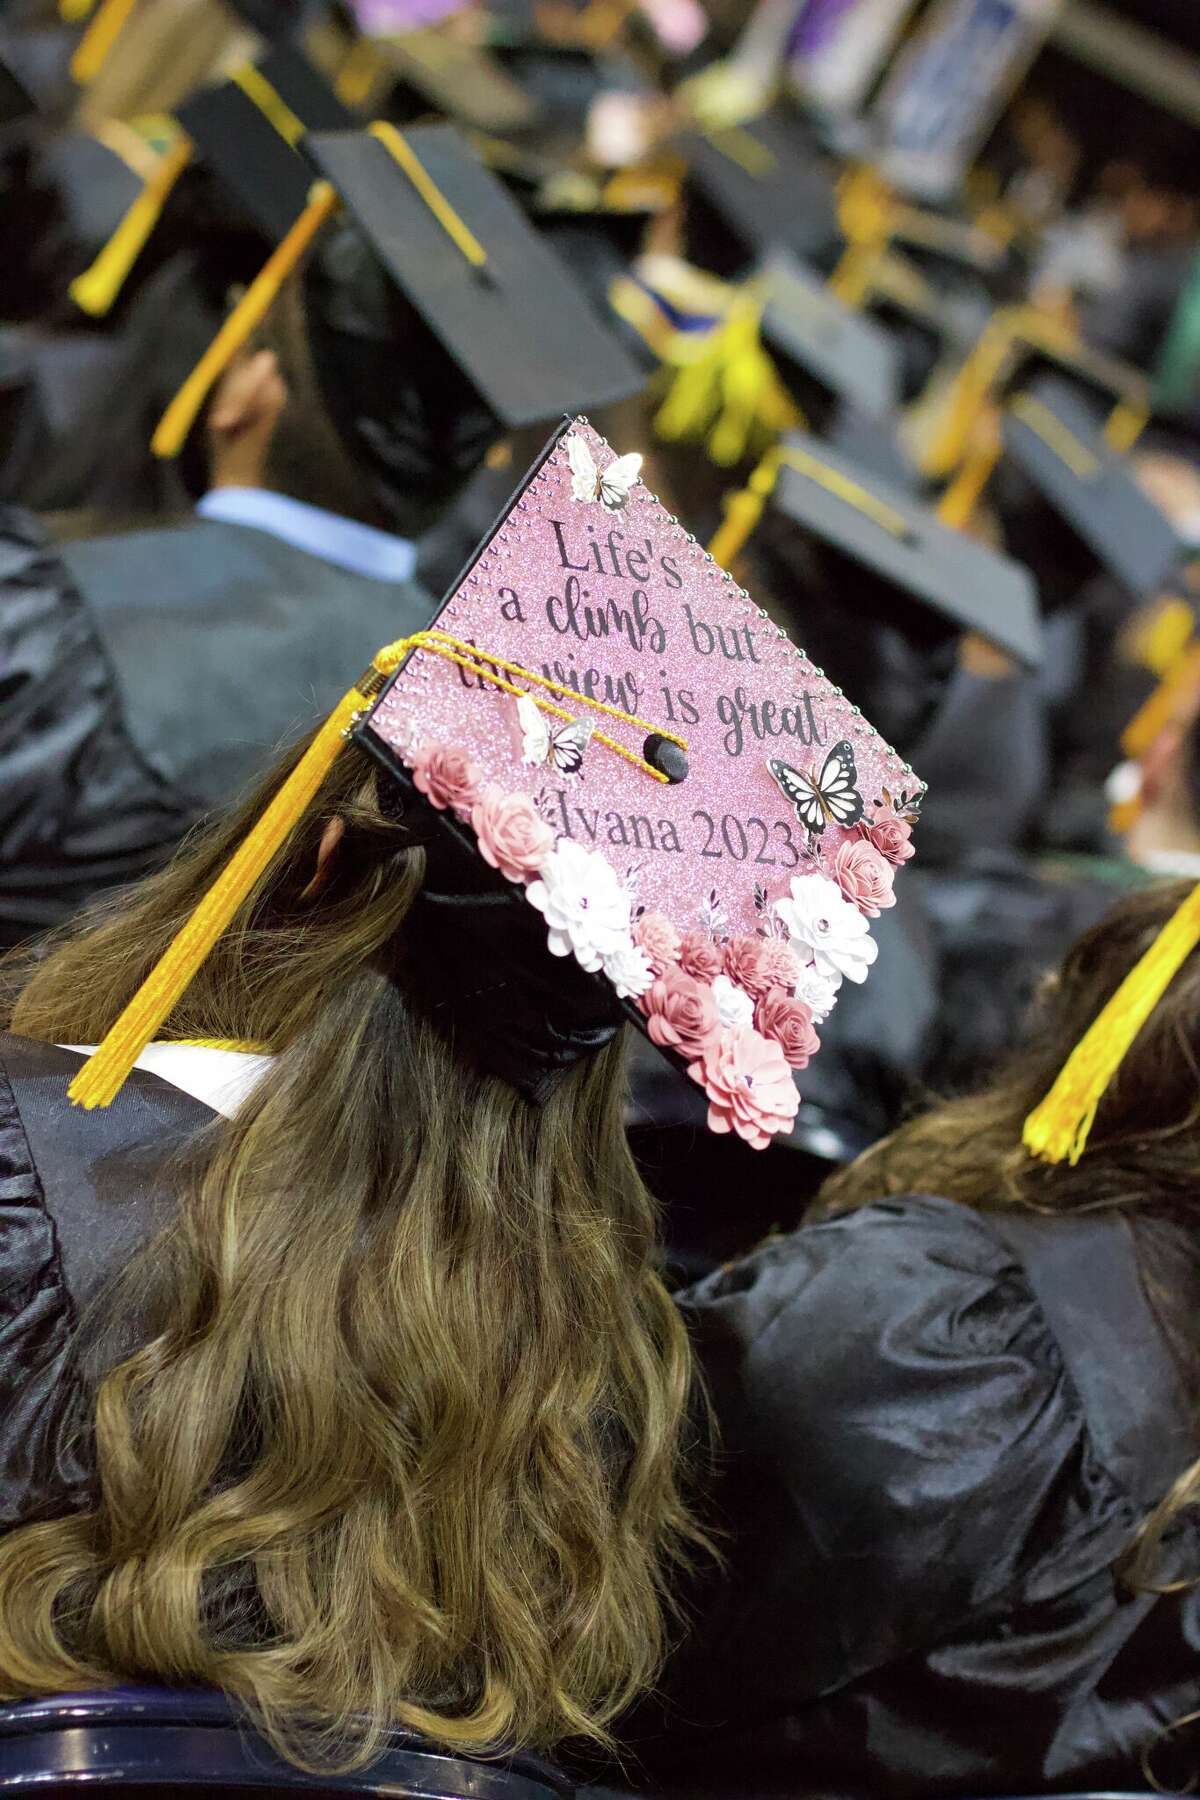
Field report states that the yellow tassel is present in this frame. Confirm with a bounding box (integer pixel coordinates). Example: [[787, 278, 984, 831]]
[[1120, 641, 1200, 759], [70, 0, 138, 85], [708, 448, 779, 568], [1134, 596, 1196, 679], [1105, 395, 1150, 453], [151, 180, 339, 460], [69, 134, 192, 318], [60, 0, 96, 20], [368, 120, 488, 269], [1023, 880, 1200, 1165], [937, 418, 1002, 530], [68, 639, 414, 1111]]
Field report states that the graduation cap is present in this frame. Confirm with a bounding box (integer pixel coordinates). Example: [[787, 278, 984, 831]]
[[758, 247, 901, 435], [991, 373, 1186, 610], [679, 111, 841, 280], [855, 249, 966, 405], [152, 122, 645, 533], [710, 427, 1042, 675], [919, 303, 1151, 483], [68, 414, 925, 1156], [67, 47, 353, 319]]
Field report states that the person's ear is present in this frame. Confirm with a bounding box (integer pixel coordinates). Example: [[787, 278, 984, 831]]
[[299, 817, 346, 904], [207, 347, 288, 490]]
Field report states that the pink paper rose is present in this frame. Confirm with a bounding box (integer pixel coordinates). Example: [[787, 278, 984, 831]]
[[634, 910, 683, 975], [679, 931, 724, 982], [758, 938, 801, 995], [723, 934, 772, 998], [834, 838, 896, 918], [640, 966, 720, 1063], [687, 1026, 800, 1150], [471, 784, 555, 883], [861, 807, 915, 866], [410, 741, 482, 819], [755, 986, 820, 1069]]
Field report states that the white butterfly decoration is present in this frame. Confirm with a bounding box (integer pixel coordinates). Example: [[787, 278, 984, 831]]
[[516, 693, 594, 778], [566, 434, 643, 512]]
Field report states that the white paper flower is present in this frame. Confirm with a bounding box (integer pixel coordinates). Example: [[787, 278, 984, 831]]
[[603, 939, 654, 999], [773, 873, 877, 985], [711, 973, 755, 1028], [792, 958, 842, 1023], [526, 838, 632, 973]]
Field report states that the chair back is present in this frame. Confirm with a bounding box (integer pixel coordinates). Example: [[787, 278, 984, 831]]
[[0, 1688, 574, 1798]]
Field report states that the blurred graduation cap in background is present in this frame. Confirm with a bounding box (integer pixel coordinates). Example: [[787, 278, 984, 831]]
[[64, 45, 354, 322], [994, 374, 1185, 610], [151, 120, 646, 534], [759, 247, 901, 438], [529, 164, 678, 341], [678, 109, 841, 279]]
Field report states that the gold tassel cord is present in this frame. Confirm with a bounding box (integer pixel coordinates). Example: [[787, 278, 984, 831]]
[[70, 0, 138, 84], [368, 120, 488, 269], [69, 134, 192, 318], [152, 181, 340, 460], [230, 61, 306, 145], [68, 638, 413, 1111], [1023, 881, 1200, 1165], [1009, 392, 1101, 481]]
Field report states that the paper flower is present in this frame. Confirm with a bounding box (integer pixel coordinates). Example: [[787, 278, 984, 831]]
[[688, 1026, 800, 1150], [679, 930, 724, 982], [833, 839, 896, 919], [723, 934, 773, 998], [603, 940, 654, 999], [410, 741, 482, 819], [472, 784, 556, 883], [758, 938, 802, 995], [774, 873, 877, 984], [640, 966, 720, 1061], [634, 911, 683, 975], [861, 806, 915, 866], [792, 958, 842, 1023], [755, 987, 820, 1070], [526, 838, 632, 972], [712, 973, 755, 1028]]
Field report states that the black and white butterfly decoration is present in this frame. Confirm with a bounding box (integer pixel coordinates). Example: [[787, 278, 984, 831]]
[[768, 742, 865, 835]]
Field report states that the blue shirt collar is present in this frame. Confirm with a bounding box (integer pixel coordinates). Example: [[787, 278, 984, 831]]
[[196, 487, 418, 584]]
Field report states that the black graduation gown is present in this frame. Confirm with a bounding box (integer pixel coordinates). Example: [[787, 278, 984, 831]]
[[0, 505, 433, 950], [0, 1034, 216, 1531], [610, 1194, 1200, 1800]]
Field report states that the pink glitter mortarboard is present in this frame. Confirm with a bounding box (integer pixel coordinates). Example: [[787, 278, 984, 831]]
[[357, 416, 925, 1148]]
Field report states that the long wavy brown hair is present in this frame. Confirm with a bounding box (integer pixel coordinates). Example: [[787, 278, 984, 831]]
[[0, 737, 699, 1771], [817, 877, 1200, 1585]]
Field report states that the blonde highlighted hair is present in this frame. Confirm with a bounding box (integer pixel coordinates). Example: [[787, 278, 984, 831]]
[[0, 739, 699, 1771]]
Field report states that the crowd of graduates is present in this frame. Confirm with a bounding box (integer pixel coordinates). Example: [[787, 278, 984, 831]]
[[4, 0, 1200, 1795]]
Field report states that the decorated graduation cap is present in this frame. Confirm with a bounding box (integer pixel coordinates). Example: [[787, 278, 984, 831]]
[[679, 111, 841, 280], [990, 375, 1186, 609], [68, 46, 353, 319], [151, 121, 645, 533], [711, 425, 1041, 672], [68, 416, 925, 1150]]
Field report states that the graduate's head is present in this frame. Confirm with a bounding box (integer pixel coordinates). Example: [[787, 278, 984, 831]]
[[155, 122, 645, 540], [0, 726, 699, 1770]]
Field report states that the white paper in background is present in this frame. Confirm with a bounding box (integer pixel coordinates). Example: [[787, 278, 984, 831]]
[[872, 0, 1063, 201], [787, 0, 919, 116]]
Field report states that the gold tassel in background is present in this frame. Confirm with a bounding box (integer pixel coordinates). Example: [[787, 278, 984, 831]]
[[1023, 881, 1200, 1165]]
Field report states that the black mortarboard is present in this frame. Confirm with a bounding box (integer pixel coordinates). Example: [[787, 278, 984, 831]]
[[860, 250, 965, 403], [154, 121, 645, 533], [176, 46, 355, 244], [304, 122, 644, 432], [758, 247, 901, 434], [679, 111, 841, 280], [996, 373, 1186, 607], [750, 428, 1041, 675]]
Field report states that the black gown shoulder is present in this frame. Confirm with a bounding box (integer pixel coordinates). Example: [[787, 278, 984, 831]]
[[615, 1193, 1200, 1799], [0, 1033, 215, 1532]]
